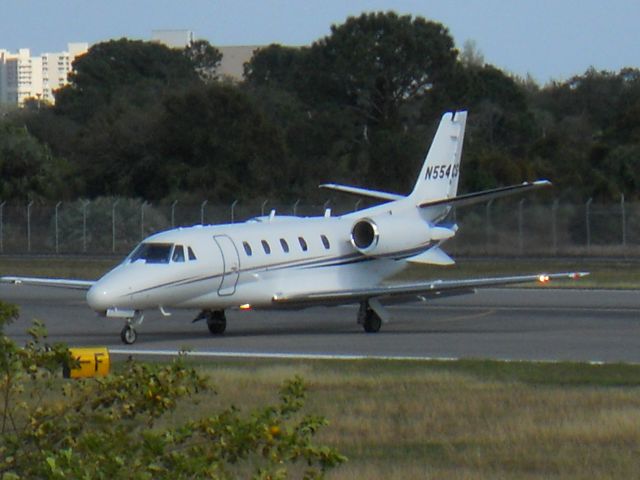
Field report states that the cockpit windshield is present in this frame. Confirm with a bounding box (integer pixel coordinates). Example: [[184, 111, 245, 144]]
[[127, 243, 173, 264]]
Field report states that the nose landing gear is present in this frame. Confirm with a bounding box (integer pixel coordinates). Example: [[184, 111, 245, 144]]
[[119, 311, 144, 345]]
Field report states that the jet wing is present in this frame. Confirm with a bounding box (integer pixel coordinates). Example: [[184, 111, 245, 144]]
[[0, 276, 95, 290], [271, 272, 588, 307]]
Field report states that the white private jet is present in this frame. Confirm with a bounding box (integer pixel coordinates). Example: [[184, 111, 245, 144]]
[[1, 111, 587, 344]]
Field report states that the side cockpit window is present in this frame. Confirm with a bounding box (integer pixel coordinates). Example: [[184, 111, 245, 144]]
[[172, 245, 185, 262], [128, 243, 173, 264], [188, 246, 197, 260]]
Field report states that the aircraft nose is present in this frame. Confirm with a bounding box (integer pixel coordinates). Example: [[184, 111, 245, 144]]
[[86, 282, 113, 312]]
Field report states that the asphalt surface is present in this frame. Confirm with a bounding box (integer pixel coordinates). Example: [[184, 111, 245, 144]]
[[1, 285, 639, 363]]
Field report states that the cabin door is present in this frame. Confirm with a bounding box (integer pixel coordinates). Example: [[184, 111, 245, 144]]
[[213, 235, 240, 296]]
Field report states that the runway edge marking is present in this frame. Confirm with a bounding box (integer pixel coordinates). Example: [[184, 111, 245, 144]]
[[109, 349, 622, 365], [109, 349, 459, 362]]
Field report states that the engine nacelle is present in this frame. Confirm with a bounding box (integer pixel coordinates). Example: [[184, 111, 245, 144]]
[[350, 216, 449, 257]]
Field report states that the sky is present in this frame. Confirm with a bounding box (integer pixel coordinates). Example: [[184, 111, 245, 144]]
[[1, 0, 638, 84]]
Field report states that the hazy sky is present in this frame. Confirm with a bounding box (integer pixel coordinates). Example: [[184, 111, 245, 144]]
[[1, 0, 638, 84]]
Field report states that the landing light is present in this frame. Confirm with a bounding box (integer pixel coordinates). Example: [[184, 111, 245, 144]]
[[538, 274, 550, 283], [239, 303, 252, 310]]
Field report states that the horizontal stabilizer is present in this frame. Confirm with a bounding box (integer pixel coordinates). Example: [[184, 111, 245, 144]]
[[319, 183, 404, 202], [407, 247, 455, 266], [420, 180, 551, 209]]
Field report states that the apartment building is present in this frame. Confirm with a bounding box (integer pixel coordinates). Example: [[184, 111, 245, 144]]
[[0, 35, 263, 106], [0, 42, 88, 106]]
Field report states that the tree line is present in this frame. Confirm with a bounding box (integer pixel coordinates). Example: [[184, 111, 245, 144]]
[[1, 11, 639, 205]]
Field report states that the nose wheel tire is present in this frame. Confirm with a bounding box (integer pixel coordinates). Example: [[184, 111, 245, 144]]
[[120, 325, 138, 344]]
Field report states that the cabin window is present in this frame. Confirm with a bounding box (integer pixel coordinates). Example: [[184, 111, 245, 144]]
[[243, 241, 253, 256], [280, 238, 290, 253], [172, 245, 185, 262], [320, 235, 330, 250], [188, 246, 197, 260], [261, 240, 271, 254], [298, 236, 308, 252], [128, 243, 172, 264]]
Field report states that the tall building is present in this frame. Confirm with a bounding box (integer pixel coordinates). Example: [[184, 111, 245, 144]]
[[0, 42, 88, 106], [152, 30, 194, 49]]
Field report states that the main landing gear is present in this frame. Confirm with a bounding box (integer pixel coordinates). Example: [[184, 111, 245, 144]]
[[357, 301, 383, 333], [120, 311, 144, 345], [193, 309, 227, 335]]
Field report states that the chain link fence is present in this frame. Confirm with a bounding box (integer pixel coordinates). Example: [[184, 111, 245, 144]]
[[0, 198, 638, 257]]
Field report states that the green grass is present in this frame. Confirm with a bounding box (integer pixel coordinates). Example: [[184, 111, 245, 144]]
[[1, 255, 638, 289], [155, 358, 640, 479]]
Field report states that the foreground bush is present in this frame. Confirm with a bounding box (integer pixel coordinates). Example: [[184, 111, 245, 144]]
[[0, 302, 344, 479]]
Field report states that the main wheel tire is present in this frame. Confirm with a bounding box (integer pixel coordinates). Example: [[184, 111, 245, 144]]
[[206, 311, 227, 335], [363, 310, 382, 333], [120, 325, 137, 344]]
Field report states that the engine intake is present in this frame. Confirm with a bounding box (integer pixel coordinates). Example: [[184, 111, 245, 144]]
[[350, 215, 452, 257], [350, 218, 379, 252]]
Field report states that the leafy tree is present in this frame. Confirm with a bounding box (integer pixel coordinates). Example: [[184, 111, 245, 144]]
[[156, 83, 288, 201], [0, 303, 345, 478], [0, 122, 70, 201], [243, 44, 307, 89], [55, 39, 200, 122], [184, 39, 223, 82], [304, 11, 458, 128]]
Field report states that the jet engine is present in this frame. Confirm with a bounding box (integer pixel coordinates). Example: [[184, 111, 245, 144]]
[[350, 216, 454, 257]]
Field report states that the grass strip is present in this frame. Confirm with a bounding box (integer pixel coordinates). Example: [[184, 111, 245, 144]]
[[155, 358, 640, 479]]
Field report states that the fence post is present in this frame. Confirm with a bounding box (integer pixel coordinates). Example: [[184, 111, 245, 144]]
[[82, 200, 89, 253], [585, 198, 593, 250], [354, 199, 362, 212], [551, 199, 559, 254], [621, 193, 626, 247], [200, 200, 208, 225], [261, 200, 268, 216], [55, 201, 62, 254], [323, 199, 331, 215], [0, 201, 4, 253], [27, 201, 34, 253], [518, 199, 525, 255], [112, 199, 119, 254], [140, 201, 148, 241], [171, 200, 178, 228], [292, 199, 300, 216], [485, 199, 494, 251], [231, 199, 238, 223]]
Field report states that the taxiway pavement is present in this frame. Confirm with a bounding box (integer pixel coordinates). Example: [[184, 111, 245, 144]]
[[1, 285, 638, 363]]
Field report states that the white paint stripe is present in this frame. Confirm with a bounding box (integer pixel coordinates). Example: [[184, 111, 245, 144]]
[[109, 349, 459, 362], [109, 349, 627, 365]]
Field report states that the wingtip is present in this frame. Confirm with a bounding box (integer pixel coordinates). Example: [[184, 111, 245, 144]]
[[532, 179, 553, 187]]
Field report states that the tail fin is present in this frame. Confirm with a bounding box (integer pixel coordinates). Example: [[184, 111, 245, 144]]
[[409, 111, 467, 204]]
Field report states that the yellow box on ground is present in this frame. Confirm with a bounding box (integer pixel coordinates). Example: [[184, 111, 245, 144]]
[[64, 347, 110, 378]]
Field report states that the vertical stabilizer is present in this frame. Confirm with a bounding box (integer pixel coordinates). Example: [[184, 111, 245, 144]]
[[409, 111, 467, 204]]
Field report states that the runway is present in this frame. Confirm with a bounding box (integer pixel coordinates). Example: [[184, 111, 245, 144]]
[[1, 284, 639, 363]]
